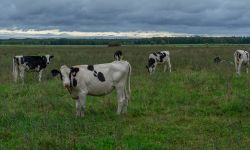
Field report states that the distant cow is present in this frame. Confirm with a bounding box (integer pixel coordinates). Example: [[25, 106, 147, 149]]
[[234, 50, 249, 75], [13, 55, 54, 83], [51, 60, 131, 117], [114, 50, 123, 61], [146, 51, 171, 74], [214, 56, 222, 64]]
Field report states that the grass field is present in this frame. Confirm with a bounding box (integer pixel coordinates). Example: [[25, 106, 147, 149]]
[[0, 45, 250, 149]]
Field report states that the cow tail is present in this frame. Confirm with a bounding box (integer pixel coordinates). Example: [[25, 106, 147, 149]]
[[13, 58, 15, 74], [126, 62, 132, 99]]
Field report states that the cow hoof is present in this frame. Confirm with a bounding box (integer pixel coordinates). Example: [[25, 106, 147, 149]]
[[76, 112, 85, 118]]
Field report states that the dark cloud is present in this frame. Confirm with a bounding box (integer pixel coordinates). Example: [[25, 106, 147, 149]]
[[0, 0, 250, 36]]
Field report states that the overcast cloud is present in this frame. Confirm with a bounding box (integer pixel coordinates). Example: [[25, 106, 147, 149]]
[[0, 0, 250, 38]]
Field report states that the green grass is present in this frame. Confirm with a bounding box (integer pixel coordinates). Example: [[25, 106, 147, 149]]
[[0, 45, 250, 149]]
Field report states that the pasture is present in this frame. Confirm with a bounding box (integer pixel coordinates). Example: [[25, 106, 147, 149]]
[[0, 45, 250, 149]]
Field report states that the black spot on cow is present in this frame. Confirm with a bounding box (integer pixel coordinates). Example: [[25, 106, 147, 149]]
[[238, 53, 242, 59], [68, 67, 79, 87], [14, 57, 19, 65], [97, 72, 105, 82], [20, 57, 24, 64], [41, 56, 48, 65], [21, 56, 48, 71], [148, 58, 155, 67], [73, 79, 77, 87], [70, 67, 79, 76], [159, 53, 166, 62], [87, 65, 94, 71], [93, 70, 98, 77]]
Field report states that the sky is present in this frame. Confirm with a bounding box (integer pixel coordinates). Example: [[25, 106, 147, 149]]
[[0, 0, 250, 38]]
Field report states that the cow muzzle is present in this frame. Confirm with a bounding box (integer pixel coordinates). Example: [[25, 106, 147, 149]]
[[64, 84, 72, 93]]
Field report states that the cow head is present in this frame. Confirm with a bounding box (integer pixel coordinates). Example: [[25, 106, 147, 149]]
[[44, 54, 54, 65], [51, 65, 71, 88], [51, 65, 80, 89], [146, 58, 156, 74], [114, 50, 123, 61], [214, 56, 222, 64]]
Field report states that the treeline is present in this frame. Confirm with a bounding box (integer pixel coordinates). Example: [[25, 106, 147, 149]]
[[1, 37, 250, 45]]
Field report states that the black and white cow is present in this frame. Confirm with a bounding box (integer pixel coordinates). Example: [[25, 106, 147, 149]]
[[13, 55, 54, 83], [234, 50, 249, 75], [114, 50, 123, 61], [146, 51, 171, 74], [51, 60, 131, 117], [214, 56, 223, 64]]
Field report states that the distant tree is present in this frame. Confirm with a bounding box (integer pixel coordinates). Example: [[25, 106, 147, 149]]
[[108, 41, 121, 47]]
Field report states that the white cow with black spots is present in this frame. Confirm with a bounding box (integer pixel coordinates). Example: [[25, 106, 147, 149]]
[[146, 50, 171, 74], [51, 60, 131, 117], [234, 50, 249, 75], [13, 55, 54, 83]]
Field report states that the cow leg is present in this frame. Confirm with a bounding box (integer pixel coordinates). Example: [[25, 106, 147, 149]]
[[13, 63, 19, 82], [38, 70, 43, 82], [122, 89, 129, 113], [19, 66, 25, 84], [238, 59, 243, 75], [246, 62, 249, 74], [152, 65, 156, 74], [75, 99, 81, 117], [116, 86, 126, 114], [167, 58, 172, 73], [234, 56, 238, 74], [76, 93, 86, 117], [163, 62, 167, 72]]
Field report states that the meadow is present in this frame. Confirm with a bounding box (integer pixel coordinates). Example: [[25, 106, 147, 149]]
[[0, 45, 249, 149]]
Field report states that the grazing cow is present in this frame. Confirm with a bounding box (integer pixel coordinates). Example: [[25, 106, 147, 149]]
[[13, 55, 54, 83], [114, 50, 123, 61], [146, 51, 171, 74], [213, 56, 234, 65], [51, 60, 131, 117], [234, 50, 249, 75], [214, 56, 222, 64]]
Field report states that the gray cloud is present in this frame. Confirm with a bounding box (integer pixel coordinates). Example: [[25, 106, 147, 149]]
[[0, 0, 250, 36]]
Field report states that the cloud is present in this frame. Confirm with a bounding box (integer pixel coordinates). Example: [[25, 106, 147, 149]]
[[0, 0, 250, 38], [0, 29, 191, 39]]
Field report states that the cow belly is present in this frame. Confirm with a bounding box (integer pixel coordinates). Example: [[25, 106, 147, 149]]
[[87, 83, 114, 96]]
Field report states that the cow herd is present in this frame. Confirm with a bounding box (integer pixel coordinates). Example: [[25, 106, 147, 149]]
[[214, 49, 250, 75], [12, 49, 249, 117]]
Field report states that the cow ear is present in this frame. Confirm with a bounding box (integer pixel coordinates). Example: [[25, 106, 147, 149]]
[[51, 69, 61, 77], [50, 55, 54, 59]]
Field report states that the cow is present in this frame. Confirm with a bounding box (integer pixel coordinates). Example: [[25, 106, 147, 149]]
[[13, 55, 54, 83], [146, 51, 171, 74], [214, 56, 222, 64], [114, 50, 123, 61], [51, 60, 131, 117], [234, 50, 249, 75]]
